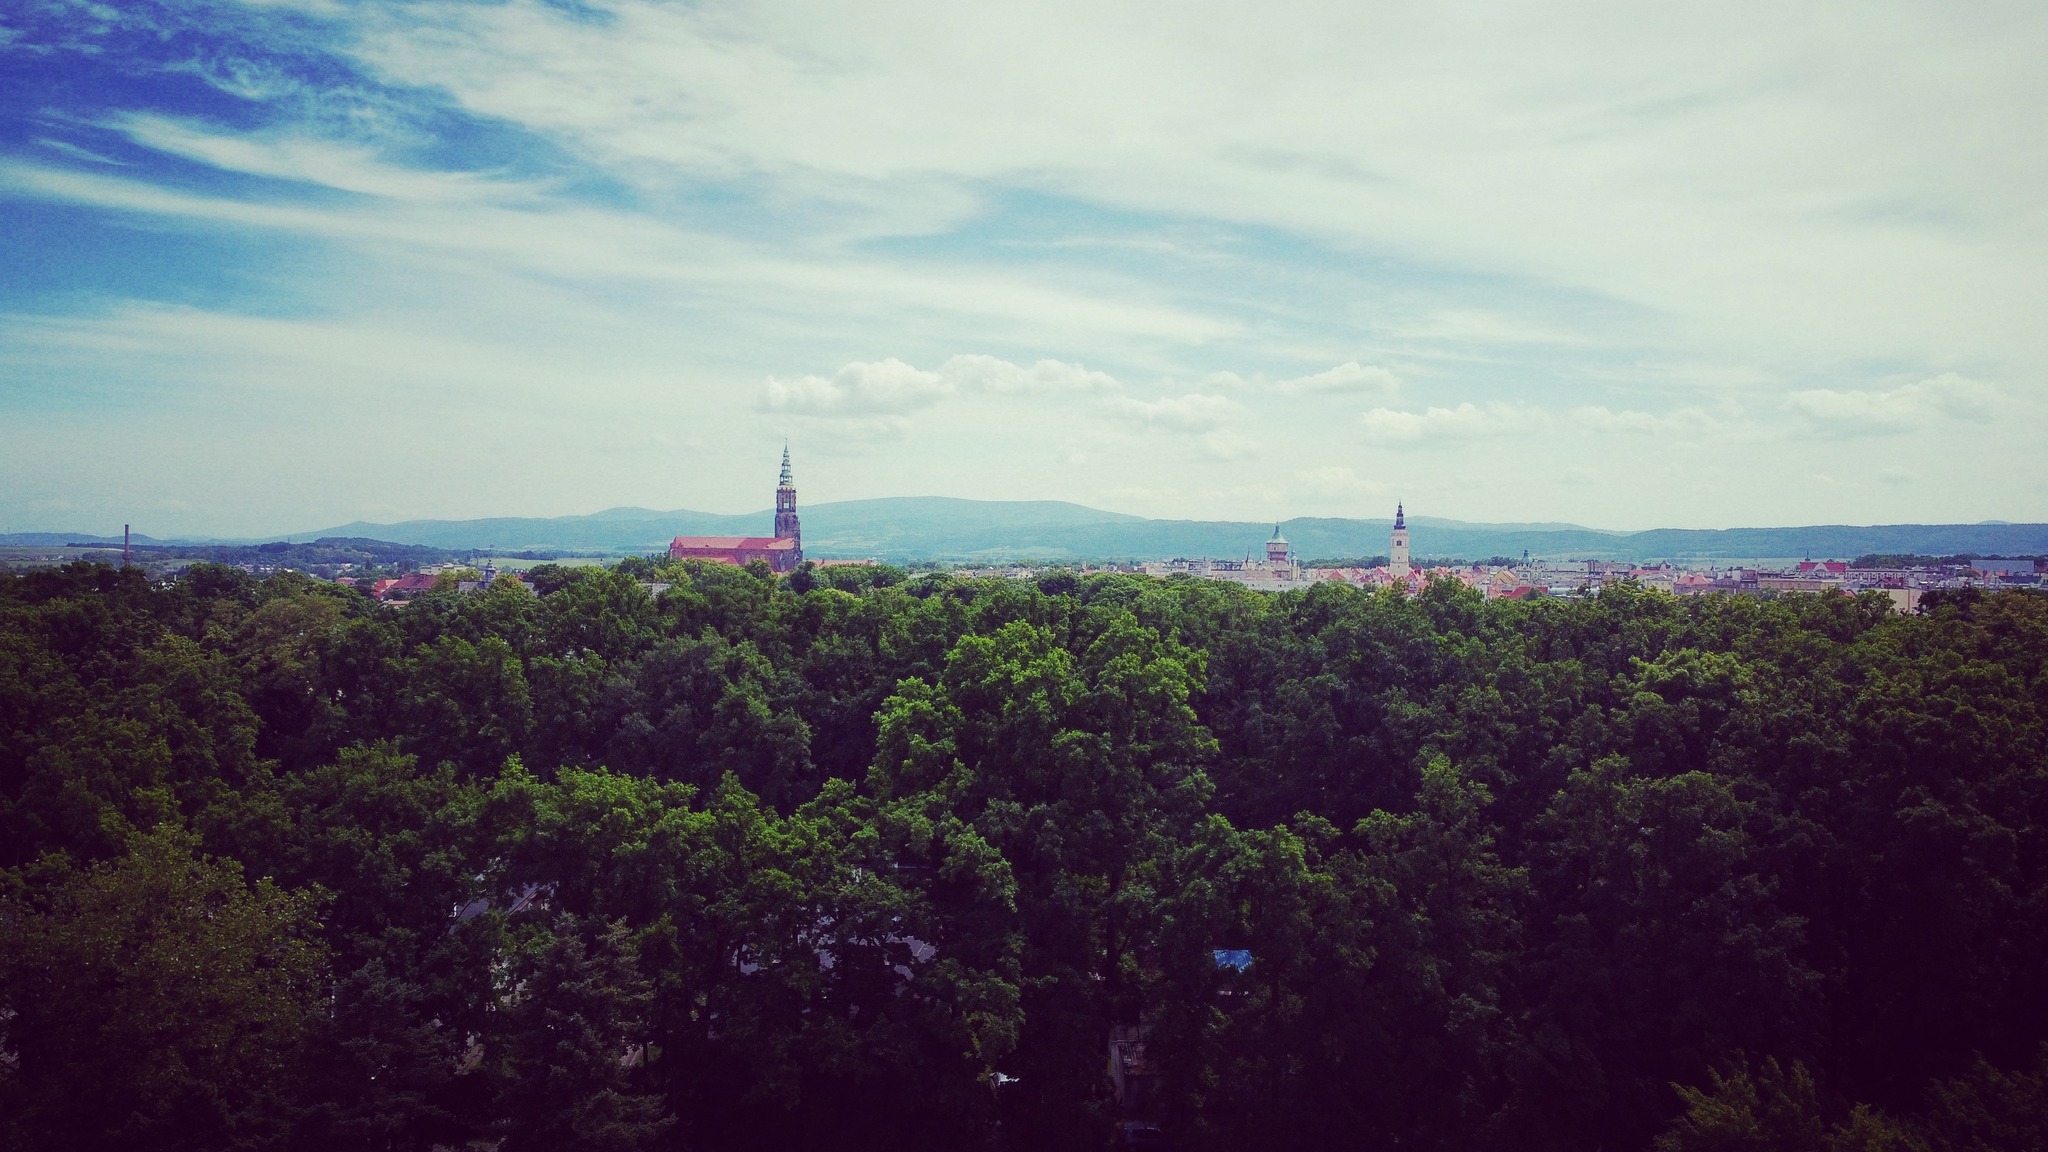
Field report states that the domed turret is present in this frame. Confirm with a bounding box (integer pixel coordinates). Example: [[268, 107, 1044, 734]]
[[1265, 523, 1292, 565]]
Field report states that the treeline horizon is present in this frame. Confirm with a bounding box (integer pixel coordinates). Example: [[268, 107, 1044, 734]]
[[2, 559, 2044, 1151]]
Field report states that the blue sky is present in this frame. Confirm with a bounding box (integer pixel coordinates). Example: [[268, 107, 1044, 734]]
[[3, 0, 2044, 537]]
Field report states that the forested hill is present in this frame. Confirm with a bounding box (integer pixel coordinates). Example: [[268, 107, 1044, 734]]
[[3, 561, 2045, 1151], [284, 498, 2048, 562]]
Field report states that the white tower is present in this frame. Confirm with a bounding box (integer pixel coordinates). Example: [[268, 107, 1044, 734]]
[[1390, 503, 1411, 577]]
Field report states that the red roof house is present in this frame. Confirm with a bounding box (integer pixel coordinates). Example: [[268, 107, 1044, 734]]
[[382, 572, 439, 599]]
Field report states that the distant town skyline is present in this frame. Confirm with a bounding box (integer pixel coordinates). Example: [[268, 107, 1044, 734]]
[[4, 2, 2045, 538]]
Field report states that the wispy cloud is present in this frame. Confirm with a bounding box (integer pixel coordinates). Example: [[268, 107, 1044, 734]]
[[35, 137, 124, 165], [3, 0, 2045, 531], [1107, 393, 1242, 434], [937, 354, 1119, 395], [752, 353, 1269, 459], [0, 302, 649, 404], [1568, 404, 1726, 436], [1274, 361, 1400, 396], [1388, 311, 1589, 348], [1359, 402, 1548, 445], [1293, 465, 1388, 500], [1356, 398, 1746, 449], [112, 114, 513, 203], [1198, 430, 1260, 460], [762, 359, 949, 417], [1785, 373, 2000, 437], [334, 0, 2048, 364], [0, 155, 1229, 345], [760, 354, 1118, 419]]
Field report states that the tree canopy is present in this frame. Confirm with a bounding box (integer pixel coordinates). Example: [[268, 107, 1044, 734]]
[[1, 559, 2044, 1151]]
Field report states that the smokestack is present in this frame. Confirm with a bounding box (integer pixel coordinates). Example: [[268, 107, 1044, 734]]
[[124, 524, 131, 568]]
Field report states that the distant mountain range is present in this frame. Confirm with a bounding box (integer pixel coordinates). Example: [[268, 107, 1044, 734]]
[[12, 499, 2045, 563]]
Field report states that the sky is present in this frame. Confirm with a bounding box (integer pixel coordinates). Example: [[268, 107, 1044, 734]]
[[2, 0, 2045, 538]]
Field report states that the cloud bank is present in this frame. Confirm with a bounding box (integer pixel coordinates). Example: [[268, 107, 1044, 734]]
[[1786, 373, 2001, 436]]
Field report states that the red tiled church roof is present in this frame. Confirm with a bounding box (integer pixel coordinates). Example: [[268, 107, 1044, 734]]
[[670, 536, 796, 551]]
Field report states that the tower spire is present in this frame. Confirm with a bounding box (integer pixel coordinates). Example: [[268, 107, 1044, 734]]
[[774, 444, 802, 562], [1390, 502, 1411, 578]]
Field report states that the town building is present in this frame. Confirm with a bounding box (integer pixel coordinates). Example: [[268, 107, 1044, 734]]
[[984, 499, 2034, 616], [1140, 524, 1316, 590], [383, 572, 439, 598], [669, 446, 804, 573]]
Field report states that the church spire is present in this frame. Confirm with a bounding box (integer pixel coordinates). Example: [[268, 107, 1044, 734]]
[[773, 444, 802, 561], [1390, 502, 1411, 578], [1394, 502, 1405, 530]]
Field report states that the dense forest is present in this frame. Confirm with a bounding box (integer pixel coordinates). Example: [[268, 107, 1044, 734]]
[[2, 559, 2044, 1151]]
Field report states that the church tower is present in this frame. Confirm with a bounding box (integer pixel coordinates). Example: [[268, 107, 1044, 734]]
[[774, 443, 802, 562], [1389, 502, 1410, 578]]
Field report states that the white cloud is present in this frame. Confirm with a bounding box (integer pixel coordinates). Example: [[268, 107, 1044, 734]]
[[1199, 430, 1260, 460], [1275, 362, 1400, 396], [1390, 311, 1589, 348], [1568, 405, 1724, 436], [1107, 393, 1242, 434], [1358, 402, 1548, 445], [112, 114, 509, 203], [0, 157, 1229, 347], [1785, 372, 2000, 436], [332, 0, 2048, 378], [1293, 465, 1387, 498], [0, 303, 585, 396], [937, 354, 1119, 395], [759, 353, 1120, 423], [762, 358, 949, 416], [35, 138, 125, 166]]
